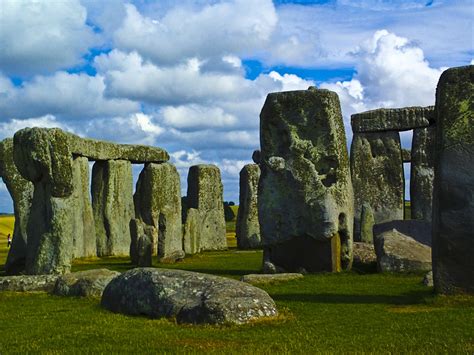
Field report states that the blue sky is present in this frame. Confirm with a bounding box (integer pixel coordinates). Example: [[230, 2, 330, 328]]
[[0, 0, 473, 213]]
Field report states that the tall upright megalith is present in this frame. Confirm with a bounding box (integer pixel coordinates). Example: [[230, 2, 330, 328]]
[[92, 160, 134, 257], [350, 131, 404, 240], [0, 138, 34, 274], [432, 65, 474, 294], [411, 126, 436, 221], [236, 164, 261, 249], [183, 165, 227, 253], [259, 87, 354, 272], [133, 162, 184, 263]]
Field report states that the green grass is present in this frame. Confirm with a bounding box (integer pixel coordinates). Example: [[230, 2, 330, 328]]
[[0, 214, 473, 353], [0, 215, 14, 265]]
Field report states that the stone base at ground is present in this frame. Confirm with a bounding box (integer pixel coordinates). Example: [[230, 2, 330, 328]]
[[423, 271, 433, 287], [53, 269, 120, 298], [352, 242, 377, 264], [241, 273, 303, 284], [374, 229, 432, 272], [101, 268, 278, 324], [0, 275, 59, 292]]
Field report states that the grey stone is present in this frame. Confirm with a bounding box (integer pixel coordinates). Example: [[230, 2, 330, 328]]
[[360, 203, 375, 244], [241, 273, 303, 284], [432, 65, 474, 294], [411, 126, 436, 221], [0, 275, 58, 292], [129, 219, 153, 266], [52, 269, 120, 298], [402, 149, 411, 162], [133, 163, 184, 263], [351, 106, 434, 133], [92, 160, 134, 257], [423, 271, 433, 287], [352, 242, 377, 265], [373, 220, 431, 247], [0, 138, 33, 275], [259, 88, 354, 272], [184, 165, 227, 252], [236, 164, 261, 249], [351, 131, 404, 241], [183, 208, 201, 254], [252, 150, 261, 164], [374, 229, 432, 272], [101, 268, 278, 325]]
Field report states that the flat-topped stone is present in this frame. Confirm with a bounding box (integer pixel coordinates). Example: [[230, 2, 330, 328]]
[[351, 106, 434, 133], [241, 273, 303, 284]]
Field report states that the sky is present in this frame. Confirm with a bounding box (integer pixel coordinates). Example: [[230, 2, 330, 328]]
[[0, 0, 473, 213]]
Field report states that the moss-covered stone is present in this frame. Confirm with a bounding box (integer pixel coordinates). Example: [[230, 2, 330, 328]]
[[184, 165, 227, 252], [360, 203, 375, 244], [0, 138, 33, 275], [351, 106, 434, 133], [92, 160, 134, 257], [183, 208, 201, 254], [402, 149, 411, 162], [350, 131, 404, 241], [432, 65, 474, 294], [410, 126, 436, 221], [259, 88, 353, 272], [236, 164, 261, 249], [133, 163, 184, 263]]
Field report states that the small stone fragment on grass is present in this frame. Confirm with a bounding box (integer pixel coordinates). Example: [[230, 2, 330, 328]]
[[53, 269, 120, 298], [0, 275, 59, 292], [241, 273, 304, 285]]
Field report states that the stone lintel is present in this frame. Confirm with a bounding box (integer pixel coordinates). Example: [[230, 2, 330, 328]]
[[351, 106, 434, 133]]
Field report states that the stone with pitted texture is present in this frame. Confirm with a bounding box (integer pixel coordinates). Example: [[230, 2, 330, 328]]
[[411, 126, 436, 221], [92, 160, 134, 257], [0, 138, 33, 275], [133, 163, 184, 263], [350, 131, 404, 241], [432, 65, 474, 294], [101, 268, 278, 324], [241, 273, 303, 285], [184, 165, 226, 252], [53, 269, 120, 298], [236, 164, 261, 249], [0, 275, 59, 292], [259, 88, 354, 272], [351, 106, 434, 133]]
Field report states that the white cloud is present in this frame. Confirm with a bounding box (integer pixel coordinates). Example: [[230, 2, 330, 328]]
[[113, 1, 277, 65], [162, 105, 237, 130], [0, 114, 73, 140], [0, 0, 97, 76]]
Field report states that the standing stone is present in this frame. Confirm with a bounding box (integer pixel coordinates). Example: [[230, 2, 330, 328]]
[[259, 87, 354, 272], [360, 203, 375, 244], [432, 65, 474, 294], [13, 128, 76, 275], [92, 160, 134, 257], [350, 131, 404, 241], [236, 164, 261, 249], [183, 208, 201, 254], [71, 157, 96, 258], [0, 138, 33, 275], [184, 165, 226, 252], [133, 163, 184, 263], [411, 126, 436, 221], [129, 219, 153, 266]]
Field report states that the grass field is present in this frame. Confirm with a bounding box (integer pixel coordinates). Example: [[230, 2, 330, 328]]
[[0, 215, 14, 265], [0, 214, 473, 353]]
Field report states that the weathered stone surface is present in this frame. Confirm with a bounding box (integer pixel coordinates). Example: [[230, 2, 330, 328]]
[[92, 160, 134, 257], [0, 138, 33, 275], [101, 268, 278, 324], [129, 219, 153, 266], [183, 208, 201, 254], [184, 165, 226, 252], [351, 106, 434, 133], [352, 242, 377, 265], [423, 271, 433, 287], [402, 149, 411, 162], [53, 269, 120, 298], [432, 65, 474, 294], [411, 126, 436, 221], [0, 275, 58, 292], [71, 157, 96, 258], [241, 273, 303, 284], [259, 88, 354, 272], [351, 131, 404, 241], [236, 164, 261, 249], [133, 163, 184, 263], [373, 220, 431, 247], [360, 203, 375, 244], [374, 229, 432, 272], [252, 150, 261, 164]]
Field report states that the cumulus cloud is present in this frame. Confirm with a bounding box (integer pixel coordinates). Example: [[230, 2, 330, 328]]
[[0, 114, 73, 140], [113, 1, 277, 65], [0, 0, 97, 76], [162, 105, 237, 130]]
